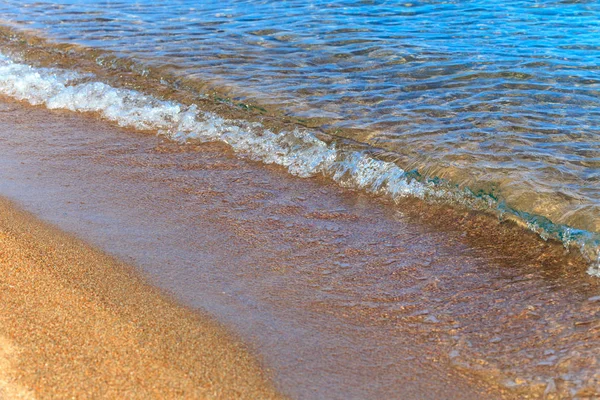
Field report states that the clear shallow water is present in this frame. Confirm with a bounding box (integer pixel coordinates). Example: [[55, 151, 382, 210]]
[[0, 1, 598, 264]]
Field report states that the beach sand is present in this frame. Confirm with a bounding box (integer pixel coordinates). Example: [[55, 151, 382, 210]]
[[0, 97, 598, 399], [0, 196, 281, 399]]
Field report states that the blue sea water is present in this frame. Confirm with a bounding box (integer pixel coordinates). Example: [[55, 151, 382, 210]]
[[0, 0, 598, 266]]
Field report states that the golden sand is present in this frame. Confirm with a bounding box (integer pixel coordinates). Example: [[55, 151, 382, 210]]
[[0, 197, 281, 399]]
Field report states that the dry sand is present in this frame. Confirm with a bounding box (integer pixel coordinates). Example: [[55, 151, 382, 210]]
[[0, 197, 281, 399]]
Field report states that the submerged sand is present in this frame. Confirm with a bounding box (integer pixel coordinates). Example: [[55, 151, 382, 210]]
[[0, 197, 281, 399]]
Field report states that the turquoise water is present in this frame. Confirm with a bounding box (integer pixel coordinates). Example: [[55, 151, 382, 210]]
[[0, 0, 598, 267]]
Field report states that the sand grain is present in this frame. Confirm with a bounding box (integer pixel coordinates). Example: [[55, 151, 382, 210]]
[[0, 197, 281, 399]]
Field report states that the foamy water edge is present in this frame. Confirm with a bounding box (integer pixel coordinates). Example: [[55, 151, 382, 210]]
[[0, 53, 598, 276]]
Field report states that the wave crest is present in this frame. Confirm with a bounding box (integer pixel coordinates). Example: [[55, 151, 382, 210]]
[[0, 53, 598, 275]]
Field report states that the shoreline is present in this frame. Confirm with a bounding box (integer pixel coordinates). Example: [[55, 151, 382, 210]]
[[0, 196, 281, 399], [0, 97, 597, 398]]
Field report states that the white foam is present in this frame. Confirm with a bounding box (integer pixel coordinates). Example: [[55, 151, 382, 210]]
[[0, 53, 598, 274], [0, 53, 398, 186]]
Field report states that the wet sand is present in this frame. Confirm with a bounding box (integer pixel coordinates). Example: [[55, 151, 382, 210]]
[[0, 198, 281, 399], [0, 98, 598, 399]]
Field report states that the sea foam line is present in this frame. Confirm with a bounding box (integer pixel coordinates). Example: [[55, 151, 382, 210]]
[[0, 53, 598, 275]]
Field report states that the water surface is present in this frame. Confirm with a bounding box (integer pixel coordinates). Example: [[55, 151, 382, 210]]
[[0, 1, 598, 263]]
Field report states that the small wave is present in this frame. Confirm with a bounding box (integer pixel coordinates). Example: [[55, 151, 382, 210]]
[[0, 53, 598, 275]]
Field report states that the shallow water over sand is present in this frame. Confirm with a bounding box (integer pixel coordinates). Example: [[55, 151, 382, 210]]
[[0, 48, 597, 273], [0, 99, 598, 398]]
